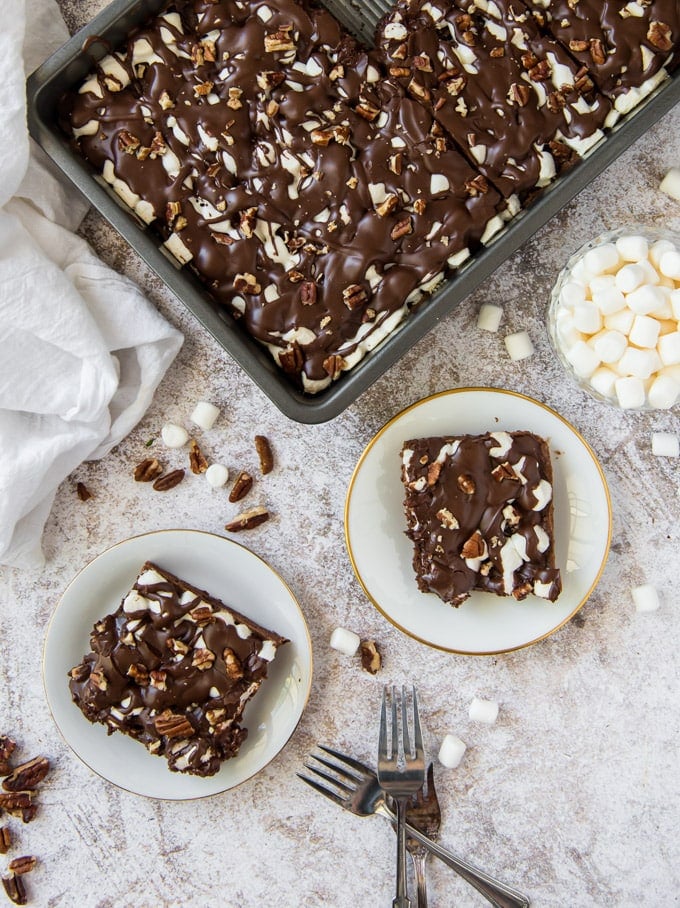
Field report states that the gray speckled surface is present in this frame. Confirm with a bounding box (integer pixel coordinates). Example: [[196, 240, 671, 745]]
[[2, 3, 680, 905]]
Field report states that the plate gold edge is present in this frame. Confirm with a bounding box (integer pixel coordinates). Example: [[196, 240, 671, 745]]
[[42, 528, 314, 801], [344, 386, 613, 656]]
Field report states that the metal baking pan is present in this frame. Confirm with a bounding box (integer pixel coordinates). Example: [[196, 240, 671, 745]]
[[26, 0, 680, 424]]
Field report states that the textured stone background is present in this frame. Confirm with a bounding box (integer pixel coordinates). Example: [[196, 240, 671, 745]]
[[1, 3, 679, 905]]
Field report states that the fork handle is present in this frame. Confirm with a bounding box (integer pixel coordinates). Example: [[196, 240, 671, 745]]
[[402, 821, 529, 908], [393, 797, 411, 908]]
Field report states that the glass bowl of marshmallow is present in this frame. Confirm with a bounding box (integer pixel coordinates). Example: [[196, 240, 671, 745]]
[[548, 227, 680, 410]]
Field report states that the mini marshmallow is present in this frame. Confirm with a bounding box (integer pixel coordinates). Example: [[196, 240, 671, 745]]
[[205, 463, 229, 488], [648, 375, 680, 409], [589, 367, 618, 398], [190, 400, 220, 431], [584, 243, 620, 275], [572, 302, 602, 334], [477, 303, 503, 332], [629, 314, 661, 349], [438, 734, 466, 769], [615, 263, 646, 293], [651, 432, 679, 457], [505, 330, 534, 361], [625, 285, 666, 316], [329, 627, 361, 656], [566, 340, 600, 377], [592, 286, 626, 316], [649, 239, 676, 269], [671, 290, 680, 321], [618, 347, 660, 379], [559, 282, 586, 307], [589, 274, 617, 294], [636, 258, 661, 286], [161, 423, 189, 448], [468, 697, 499, 724], [556, 311, 584, 348], [604, 307, 635, 334], [659, 250, 680, 281], [615, 234, 648, 262], [659, 168, 680, 202], [658, 332, 680, 366], [591, 330, 627, 363], [615, 376, 646, 408], [631, 583, 661, 612]]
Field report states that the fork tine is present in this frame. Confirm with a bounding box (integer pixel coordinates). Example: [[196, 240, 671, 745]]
[[307, 754, 360, 788], [303, 761, 356, 795], [390, 685, 399, 761], [401, 684, 411, 758], [413, 685, 424, 760], [297, 772, 346, 808], [378, 685, 388, 759], [317, 745, 373, 780]]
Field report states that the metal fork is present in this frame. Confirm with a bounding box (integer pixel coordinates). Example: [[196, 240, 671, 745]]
[[406, 763, 441, 908], [377, 685, 426, 908], [298, 746, 530, 908]]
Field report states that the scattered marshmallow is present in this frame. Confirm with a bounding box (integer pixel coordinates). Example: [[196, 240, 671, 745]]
[[659, 168, 680, 202], [161, 423, 189, 448], [468, 697, 499, 725], [505, 330, 534, 361], [330, 627, 360, 657], [651, 432, 679, 457], [631, 583, 660, 613], [191, 400, 220, 431], [205, 463, 229, 487], [438, 734, 467, 769], [477, 303, 503, 332]]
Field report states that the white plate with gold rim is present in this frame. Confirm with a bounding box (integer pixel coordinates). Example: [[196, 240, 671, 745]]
[[43, 529, 312, 799], [345, 388, 612, 655]]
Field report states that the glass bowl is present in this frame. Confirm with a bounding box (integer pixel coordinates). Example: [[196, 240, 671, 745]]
[[548, 226, 680, 411]]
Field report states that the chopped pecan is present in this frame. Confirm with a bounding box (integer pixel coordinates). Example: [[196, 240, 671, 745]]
[[192, 648, 216, 671], [254, 436, 274, 475], [149, 130, 167, 157], [437, 508, 459, 530], [223, 648, 244, 680], [413, 198, 427, 216], [0, 827, 11, 855], [359, 640, 382, 675], [126, 663, 150, 686], [508, 82, 531, 106], [355, 99, 380, 121], [489, 46, 505, 58], [0, 736, 16, 775], [278, 343, 304, 374], [287, 270, 304, 283], [229, 470, 253, 502], [264, 26, 296, 53], [461, 531, 485, 559], [342, 283, 368, 310], [152, 469, 185, 491], [117, 130, 140, 154], [512, 581, 533, 601], [464, 174, 489, 197], [233, 272, 261, 295], [1, 874, 27, 906], [389, 152, 403, 175], [150, 670, 167, 690], [569, 39, 589, 53], [153, 711, 195, 738], [227, 87, 243, 110], [461, 29, 477, 46], [407, 78, 431, 102], [8, 857, 37, 876], [322, 354, 345, 378], [189, 439, 208, 475], [492, 462, 516, 481], [300, 281, 317, 305], [547, 90, 566, 112], [375, 193, 399, 218], [427, 461, 442, 486], [193, 80, 213, 98], [238, 207, 257, 239], [189, 605, 214, 625], [412, 54, 433, 72], [167, 637, 189, 656], [390, 216, 413, 240], [589, 38, 606, 65], [225, 506, 270, 532], [89, 668, 108, 691], [133, 458, 163, 482], [2, 757, 49, 793], [457, 474, 476, 495], [76, 482, 92, 501], [647, 21, 672, 52], [389, 65, 411, 78]]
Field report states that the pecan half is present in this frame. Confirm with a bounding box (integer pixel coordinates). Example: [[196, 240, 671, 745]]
[[223, 648, 244, 680], [192, 648, 215, 671], [0, 827, 10, 855], [264, 27, 296, 53], [647, 21, 672, 52], [427, 461, 442, 486], [1, 875, 27, 906], [390, 216, 413, 240], [461, 531, 485, 559], [589, 38, 606, 65], [229, 470, 253, 502], [0, 736, 16, 775], [153, 712, 195, 738], [254, 435, 274, 475], [2, 757, 50, 792], [278, 343, 304, 374], [360, 640, 382, 675], [8, 857, 37, 877], [300, 281, 317, 305], [0, 793, 32, 813], [375, 193, 399, 217], [225, 506, 270, 532], [342, 283, 368, 310], [189, 439, 208, 475], [134, 458, 163, 482], [152, 469, 185, 491]]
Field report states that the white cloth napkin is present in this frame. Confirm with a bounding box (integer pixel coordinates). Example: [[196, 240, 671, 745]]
[[0, 0, 184, 569]]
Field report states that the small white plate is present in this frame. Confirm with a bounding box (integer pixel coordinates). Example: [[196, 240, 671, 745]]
[[43, 530, 313, 799], [345, 388, 612, 655]]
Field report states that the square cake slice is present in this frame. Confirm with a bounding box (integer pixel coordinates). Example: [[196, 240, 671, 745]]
[[68, 562, 288, 776], [400, 431, 562, 606]]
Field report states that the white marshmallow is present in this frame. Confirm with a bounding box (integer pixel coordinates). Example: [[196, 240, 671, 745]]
[[631, 583, 661, 612], [651, 431, 679, 457], [566, 340, 600, 377], [190, 400, 220, 430], [161, 423, 189, 448], [572, 302, 602, 334], [649, 239, 676, 269], [329, 627, 360, 656], [559, 282, 586, 307], [569, 258, 591, 285], [615, 376, 646, 408], [618, 347, 660, 379], [615, 234, 648, 262], [584, 243, 620, 275], [591, 330, 627, 363], [556, 312, 584, 348], [592, 286, 626, 315], [589, 274, 617, 294], [625, 285, 666, 316], [477, 303, 503, 332], [629, 314, 661, 349], [505, 331, 534, 361], [604, 307, 635, 334], [659, 168, 680, 202], [205, 463, 229, 488], [636, 258, 661, 286], [659, 250, 680, 281], [670, 289, 680, 320], [648, 375, 680, 409], [589, 367, 618, 398], [658, 332, 680, 366], [468, 697, 499, 724], [615, 263, 646, 293], [438, 734, 466, 769]]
